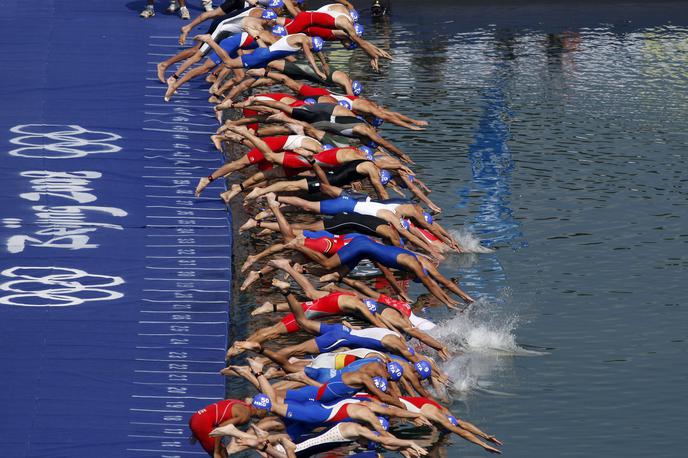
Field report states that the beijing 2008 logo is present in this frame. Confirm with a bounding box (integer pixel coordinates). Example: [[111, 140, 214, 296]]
[[9, 124, 121, 159], [0, 266, 124, 307]]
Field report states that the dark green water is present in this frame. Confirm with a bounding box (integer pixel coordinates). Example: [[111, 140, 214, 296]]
[[229, 1, 688, 457]]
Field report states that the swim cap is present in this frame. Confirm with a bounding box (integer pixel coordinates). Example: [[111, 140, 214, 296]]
[[338, 99, 352, 110], [359, 145, 375, 160], [363, 298, 378, 313], [311, 37, 324, 52], [323, 143, 335, 150], [422, 211, 433, 225], [366, 140, 378, 148], [271, 25, 287, 36], [261, 9, 277, 20], [379, 170, 392, 185], [268, 0, 284, 7], [349, 9, 360, 22], [252, 393, 272, 410], [344, 41, 359, 50], [415, 360, 432, 380], [303, 97, 316, 105], [354, 23, 364, 37], [400, 218, 411, 231], [447, 415, 458, 426], [406, 346, 415, 356], [352, 80, 363, 96], [386, 361, 403, 381], [371, 117, 384, 127], [377, 416, 390, 431], [372, 376, 388, 393]]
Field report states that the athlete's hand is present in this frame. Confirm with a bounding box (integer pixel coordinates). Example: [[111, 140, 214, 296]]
[[370, 57, 380, 72], [483, 444, 502, 454], [411, 415, 433, 427], [438, 347, 451, 361]]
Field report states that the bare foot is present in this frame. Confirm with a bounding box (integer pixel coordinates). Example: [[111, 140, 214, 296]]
[[251, 301, 274, 316], [215, 98, 234, 111], [195, 177, 210, 197], [220, 184, 242, 204], [235, 340, 262, 353], [225, 344, 245, 359], [219, 366, 239, 377], [247, 357, 264, 374], [164, 82, 176, 102], [208, 95, 221, 104], [254, 209, 272, 221], [292, 263, 305, 274], [209, 423, 242, 438], [156, 62, 168, 83], [264, 367, 283, 379], [241, 255, 257, 273], [244, 187, 265, 201], [265, 192, 278, 208], [211, 135, 224, 151], [268, 258, 291, 270], [319, 272, 341, 282], [413, 120, 429, 126], [239, 218, 257, 233], [256, 228, 273, 237], [240, 271, 261, 291], [271, 279, 291, 291], [205, 73, 217, 83]]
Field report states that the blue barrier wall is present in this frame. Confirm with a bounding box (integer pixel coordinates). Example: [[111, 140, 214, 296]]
[[0, 2, 230, 456]]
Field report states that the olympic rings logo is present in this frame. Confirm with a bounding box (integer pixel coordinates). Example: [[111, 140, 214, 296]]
[[8, 124, 122, 159], [0, 266, 124, 307]]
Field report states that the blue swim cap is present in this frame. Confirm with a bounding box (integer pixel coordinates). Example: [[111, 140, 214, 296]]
[[338, 99, 352, 110], [359, 145, 374, 160], [372, 376, 388, 392], [354, 23, 365, 37], [379, 170, 392, 186], [377, 416, 390, 431], [352, 80, 363, 96], [252, 393, 272, 410], [363, 298, 378, 313], [406, 346, 415, 356], [415, 360, 432, 380], [344, 41, 359, 50], [271, 25, 287, 36], [366, 140, 378, 148], [268, 0, 284, 7], [303, 97, 316, 105], [371, 117, 384, 127], [261, 9, 277, 20], [323, 143, 335, 150], [447, 415, 458, 426], [400, 218, 411, 231], [422, 211, 434, 225], [349, 9, 359, 22], [311, 36, 324, 52], [386, 361, 404, 381]]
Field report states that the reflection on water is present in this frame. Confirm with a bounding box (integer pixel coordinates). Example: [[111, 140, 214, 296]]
[[349, 2, 688, 456]]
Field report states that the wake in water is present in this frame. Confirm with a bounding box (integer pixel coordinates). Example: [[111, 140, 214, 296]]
[[451, 228, 495, 254], [425, 296, 545, 396]]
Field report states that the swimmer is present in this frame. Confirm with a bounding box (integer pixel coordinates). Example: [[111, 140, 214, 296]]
[[166, 32, 326, 101], [239, 98, 413, 163], [188, 398, 269, 456]]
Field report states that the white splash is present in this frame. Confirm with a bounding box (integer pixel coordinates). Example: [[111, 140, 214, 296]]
[[450, 228, 494, 254], [425, 298, 544, 395]]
